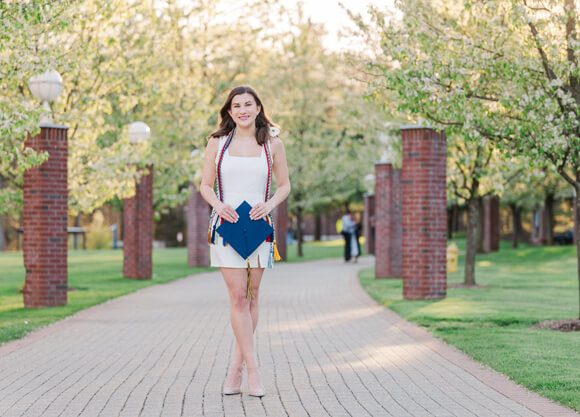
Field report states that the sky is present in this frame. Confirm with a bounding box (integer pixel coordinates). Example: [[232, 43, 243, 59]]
[[285, 0, 393, 51]]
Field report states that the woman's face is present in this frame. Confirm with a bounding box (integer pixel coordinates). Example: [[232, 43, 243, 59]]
[[228, 93, 261, 129]]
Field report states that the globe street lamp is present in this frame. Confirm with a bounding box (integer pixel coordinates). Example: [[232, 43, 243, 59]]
[[28, 70, 63, 124], [127, 121, 151, 145], [22, 70, 69, 308], [123, 121, 154, 280]]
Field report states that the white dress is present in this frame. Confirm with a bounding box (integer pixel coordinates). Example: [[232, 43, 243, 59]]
[[210, 135, 273, 268]]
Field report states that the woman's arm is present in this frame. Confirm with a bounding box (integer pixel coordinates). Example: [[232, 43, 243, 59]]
[[249, 136, 291, 220], [199, 138, 239, 223]]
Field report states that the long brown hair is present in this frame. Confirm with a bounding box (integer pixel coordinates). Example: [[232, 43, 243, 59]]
[[209, 85, 278, 146]]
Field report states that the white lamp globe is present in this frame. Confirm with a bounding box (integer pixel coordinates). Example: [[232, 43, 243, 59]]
[[128, 121, 151, 144], [28, 70, 63, 102], [28, 70, 63, 124]]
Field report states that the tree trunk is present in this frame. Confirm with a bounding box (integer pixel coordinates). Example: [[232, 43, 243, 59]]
[[574, 177, 580, 318], [447, 207, 453, 240], [0, 213, 4, 252], [296, 208, 304, 257], [314, 214, 321, 241], [464, 196, 479, 286], [475, 197, 484, 254], [510, 203, 522, 249], [545, 193, 555, 245]]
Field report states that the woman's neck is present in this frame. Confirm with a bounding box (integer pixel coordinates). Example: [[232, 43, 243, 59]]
[[235, 124, 257, 139]]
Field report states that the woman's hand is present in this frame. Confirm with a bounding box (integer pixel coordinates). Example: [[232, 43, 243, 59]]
[[216, 202, 239, 223], [249, 202, 272, 220]]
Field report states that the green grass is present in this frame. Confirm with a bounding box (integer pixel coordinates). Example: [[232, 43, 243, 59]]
[[286, 238, 345, 262], [359, 239, 580, 412], [0, 240, 344, 346]]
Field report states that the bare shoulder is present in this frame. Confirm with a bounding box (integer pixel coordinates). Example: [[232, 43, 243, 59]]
[[205, 136, 220, 155], [269, 136, 285, 153]]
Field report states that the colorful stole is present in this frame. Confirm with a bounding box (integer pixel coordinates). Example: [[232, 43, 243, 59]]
[[207, 128, 281, 296]]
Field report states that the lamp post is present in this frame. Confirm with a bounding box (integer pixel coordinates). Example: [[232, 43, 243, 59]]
[[123, 121, 154, 280], [22, 70, 69, 308]]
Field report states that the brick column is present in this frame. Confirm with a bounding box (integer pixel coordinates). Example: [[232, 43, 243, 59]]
[[363, 194, 375, 255], [187, 185, 209, 267], [123, 165, 153, 279], [22, 124, 69, 308], [273, 198, 289, 261], [401, 126, 447, 300], [374, 163, 402, 278], [482, 196, 500, 253]]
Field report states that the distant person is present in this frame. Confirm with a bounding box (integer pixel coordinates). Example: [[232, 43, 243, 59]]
[[200, 85, 291, 398], [341, 211, 354, 262], [350, 213, 361, 263]]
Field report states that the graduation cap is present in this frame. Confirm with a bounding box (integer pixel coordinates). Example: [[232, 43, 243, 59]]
[[217, 200, 274, 299]]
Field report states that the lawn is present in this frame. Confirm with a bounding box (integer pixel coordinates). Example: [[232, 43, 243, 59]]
[[359, 239, 580, 412], [0, 240, 343, 346]]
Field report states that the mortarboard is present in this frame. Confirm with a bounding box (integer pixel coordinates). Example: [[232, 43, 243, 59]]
[[217, 200, 274, 299]]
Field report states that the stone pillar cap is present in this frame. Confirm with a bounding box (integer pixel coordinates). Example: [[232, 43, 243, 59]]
[[39, 123, 69, 130], [400, 124, 430, 130]]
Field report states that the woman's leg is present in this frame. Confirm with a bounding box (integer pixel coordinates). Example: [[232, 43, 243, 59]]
[[223, 267, 265, 387]]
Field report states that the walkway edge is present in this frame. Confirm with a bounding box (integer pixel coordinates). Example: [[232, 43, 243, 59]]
[[0, 271, 214, 357], [349, 265, 579, 417]]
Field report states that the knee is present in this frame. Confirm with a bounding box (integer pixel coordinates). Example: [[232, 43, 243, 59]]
[[230, 291, 251, 311]]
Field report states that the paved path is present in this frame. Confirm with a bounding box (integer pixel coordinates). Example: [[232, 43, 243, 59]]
[[0, 257, 576, 417]]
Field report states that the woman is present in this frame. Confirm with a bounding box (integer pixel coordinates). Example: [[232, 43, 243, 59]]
[[200, 85, 290, 397]]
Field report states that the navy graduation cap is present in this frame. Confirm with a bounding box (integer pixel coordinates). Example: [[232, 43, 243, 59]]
[[217, 200, 274, 299]]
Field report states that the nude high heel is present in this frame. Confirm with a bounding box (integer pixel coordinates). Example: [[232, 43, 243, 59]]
[[223, 368, 242, 395], [247, 368, 265, 397]]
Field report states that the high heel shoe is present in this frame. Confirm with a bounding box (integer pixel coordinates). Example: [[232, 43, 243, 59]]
[[223, 369, 242, 395], [247, 368, 265, 397]]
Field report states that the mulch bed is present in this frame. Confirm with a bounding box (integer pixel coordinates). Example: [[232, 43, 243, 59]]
[[529, 319, 580, 332]]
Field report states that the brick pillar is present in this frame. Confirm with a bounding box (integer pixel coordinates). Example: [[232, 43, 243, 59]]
[[22, 124, 69, 308], [401, 126, 447, 300], [482, 196, 500, 253], [123, 165, 153, 279], [363, 194, 375, 255], [374, 163, 402, 278], [187, 185, 209, 267], [273, 198, 289, 261]]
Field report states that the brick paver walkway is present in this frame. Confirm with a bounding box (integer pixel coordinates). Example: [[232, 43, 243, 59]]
[[0, 257, 576, 417]]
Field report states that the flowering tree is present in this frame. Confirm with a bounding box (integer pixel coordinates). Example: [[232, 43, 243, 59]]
[[354, 0, 580, 316], [251, 8, 387, 256], [447, 137, 524, 284], [0, 0, 75, 215], [2, 0, 281, 220]]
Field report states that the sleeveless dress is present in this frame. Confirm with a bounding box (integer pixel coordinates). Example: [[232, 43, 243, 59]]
[[209, 134, 274, 268]]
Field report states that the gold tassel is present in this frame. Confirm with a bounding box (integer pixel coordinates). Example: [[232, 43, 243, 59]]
[[273, 242, 281, 261], [246, 258, 252, 300]]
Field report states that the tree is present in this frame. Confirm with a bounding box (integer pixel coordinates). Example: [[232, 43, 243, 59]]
[[354, 0, 580, 317], [0, 1, 75, 216], [500, 167, 545, 248], [250, 7, 386, 256], [447, 137, 523, 284], [2, 0, 282, 219]]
